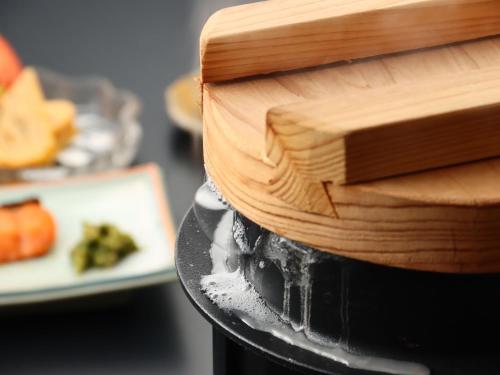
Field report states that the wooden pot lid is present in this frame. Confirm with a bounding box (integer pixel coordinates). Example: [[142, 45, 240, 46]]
[[201, 1, 500, 273]]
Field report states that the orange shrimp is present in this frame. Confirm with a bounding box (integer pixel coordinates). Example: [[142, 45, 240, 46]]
[[0, 200, 56, 263]]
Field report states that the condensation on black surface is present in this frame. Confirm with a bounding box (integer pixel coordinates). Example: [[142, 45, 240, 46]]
[[195, 182, 431, 375], [239, 215, 500, 358]]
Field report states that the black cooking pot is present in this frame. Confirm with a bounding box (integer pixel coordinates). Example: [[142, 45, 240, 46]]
[[176, 183, 500, 375]]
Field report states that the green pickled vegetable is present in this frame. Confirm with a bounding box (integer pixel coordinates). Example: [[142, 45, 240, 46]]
[[71, 223, 138, 273]]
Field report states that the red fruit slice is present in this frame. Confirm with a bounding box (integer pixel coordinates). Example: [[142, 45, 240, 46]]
[[0, 35, 23, 89]]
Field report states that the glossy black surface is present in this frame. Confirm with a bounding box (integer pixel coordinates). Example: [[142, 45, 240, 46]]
[[212, 327, 311, 375], [179, 204, 500, 375], [177, 207, 381, 375], [241, 215, 500, 361], [0, 1, 209, 374], [237, 214, 500, 375]]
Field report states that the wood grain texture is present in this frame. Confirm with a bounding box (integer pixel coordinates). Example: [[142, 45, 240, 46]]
[[203, 36, 500, 273], [200, 0, 500, 82], [266, 67, 500, 185]]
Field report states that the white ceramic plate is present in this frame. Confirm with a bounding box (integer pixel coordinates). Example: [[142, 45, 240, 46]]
[[0, 164, 176, 306]]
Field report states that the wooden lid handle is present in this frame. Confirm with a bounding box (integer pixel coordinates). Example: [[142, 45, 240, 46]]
[[266, 66, 500, 189], [201, 0, 500, 83]]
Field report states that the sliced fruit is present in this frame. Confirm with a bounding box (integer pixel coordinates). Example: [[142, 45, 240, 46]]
[[0, 36, 23, 89]]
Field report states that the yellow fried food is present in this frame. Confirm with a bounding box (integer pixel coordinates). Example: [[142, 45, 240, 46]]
[[6, 67, 44, 107], [0, 67, 76, 168], [0, 93, 57, 168], [43, 99, 77, 147]]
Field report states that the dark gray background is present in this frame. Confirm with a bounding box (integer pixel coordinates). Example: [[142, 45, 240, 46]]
[[0, 1, 218, 374]]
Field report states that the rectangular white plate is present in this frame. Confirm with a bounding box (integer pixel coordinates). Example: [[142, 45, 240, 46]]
[[0, 163, 176, 306]]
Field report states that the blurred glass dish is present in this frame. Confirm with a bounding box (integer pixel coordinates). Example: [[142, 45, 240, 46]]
[[0, 67, 142, 183]]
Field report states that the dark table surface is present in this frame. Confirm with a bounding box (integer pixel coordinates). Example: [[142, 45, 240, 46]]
[[0, 1, 215, 374]]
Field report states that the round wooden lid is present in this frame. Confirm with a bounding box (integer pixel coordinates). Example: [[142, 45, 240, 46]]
[[204, 37, 500, 273]]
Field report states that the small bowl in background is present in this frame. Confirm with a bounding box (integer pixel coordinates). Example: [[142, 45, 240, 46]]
[[0, 67, 142, 183]]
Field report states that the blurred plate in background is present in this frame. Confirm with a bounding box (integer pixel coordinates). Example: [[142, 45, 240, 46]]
[[0, 163, 175, 306], [165, 71, 202, 135]]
